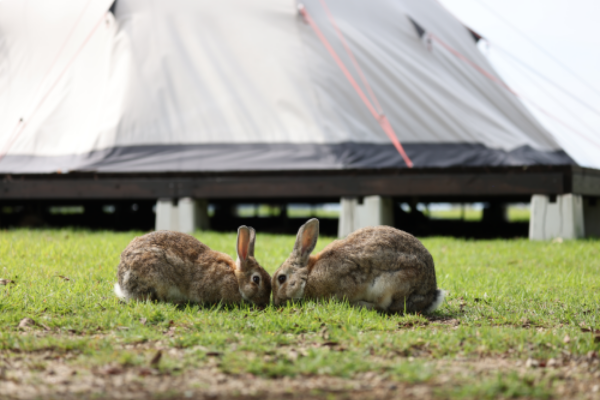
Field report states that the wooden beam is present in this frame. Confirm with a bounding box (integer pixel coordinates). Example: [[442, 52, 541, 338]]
[[572, 167, 600, 196], [0, 170, 568, 200]]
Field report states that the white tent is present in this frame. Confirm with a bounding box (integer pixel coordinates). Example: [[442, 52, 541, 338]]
[[0, 0, 574, 173]]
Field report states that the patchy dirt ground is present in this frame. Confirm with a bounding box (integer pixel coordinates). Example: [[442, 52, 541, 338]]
[[2, 343, 599, 400]]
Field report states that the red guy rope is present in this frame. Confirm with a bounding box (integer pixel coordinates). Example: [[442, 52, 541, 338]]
[[298, 4, 413, 168]]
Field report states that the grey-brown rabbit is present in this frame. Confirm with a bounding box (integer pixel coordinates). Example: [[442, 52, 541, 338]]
[[272, 219, 444, 313], [114, 226, 271, 307]]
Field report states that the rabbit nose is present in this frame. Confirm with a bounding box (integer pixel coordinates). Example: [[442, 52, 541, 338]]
[[290, 282, 296, 287]]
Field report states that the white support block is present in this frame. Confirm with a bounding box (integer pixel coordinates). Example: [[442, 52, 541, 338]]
[[155, 198, 210, 233], [178, 198, 210, 233], [338, 197, 358, 238], [338, 196, 394, 238], [178, 198, 196, 234], [584, 198, 600, 237], [529, 194, 584, 240], [155, 198, 179, 231]]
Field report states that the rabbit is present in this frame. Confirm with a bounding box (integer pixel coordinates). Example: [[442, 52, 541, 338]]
[[114, 226, 271, 307], [272, 218, 444, 314]]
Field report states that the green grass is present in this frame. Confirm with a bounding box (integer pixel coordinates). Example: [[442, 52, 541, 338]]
[[442, 372, 553, 400], [429, 208, 483, 221], [507, 207, 531, 222], [237, 204, 339, 219], [428, 205, 530, 222], [1, 229, 599, 399], [237, 204, 531, 222]]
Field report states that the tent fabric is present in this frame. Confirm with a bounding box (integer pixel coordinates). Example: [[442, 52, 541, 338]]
[[0, 144, 573, 173], [0, 0, 575, 174]]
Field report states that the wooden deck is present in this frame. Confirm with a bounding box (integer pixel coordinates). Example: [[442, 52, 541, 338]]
[[1, 165, 599, 201]]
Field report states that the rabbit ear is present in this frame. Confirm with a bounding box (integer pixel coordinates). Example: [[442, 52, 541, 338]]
[[293, 218, 319, 262], [247, 226, 256, 258], [236, 226, 251, 266]]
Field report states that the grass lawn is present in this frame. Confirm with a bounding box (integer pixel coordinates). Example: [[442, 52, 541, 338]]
[[1, 229, 599, 399], [428, 205, 531, 222]]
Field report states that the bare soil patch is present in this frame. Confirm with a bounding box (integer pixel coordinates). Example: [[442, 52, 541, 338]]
[[2, 344, 599, 400]]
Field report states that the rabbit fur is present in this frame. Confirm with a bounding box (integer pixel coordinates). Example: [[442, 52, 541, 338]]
[[114, 227, 271, 307], [272, 219, 444, 313]]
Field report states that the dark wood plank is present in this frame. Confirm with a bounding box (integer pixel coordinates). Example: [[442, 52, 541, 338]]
[[0, 171, 567, 199], [188, 172, 565, 198], [572, 168, 600, 196]]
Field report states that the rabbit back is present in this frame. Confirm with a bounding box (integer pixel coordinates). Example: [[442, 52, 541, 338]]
[[305, 226, 438, 312], [116, 231, 239, 304]]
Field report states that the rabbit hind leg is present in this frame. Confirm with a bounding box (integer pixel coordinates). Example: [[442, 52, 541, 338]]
[[387, 291, 438, 314], [364, 275, 404, 311], [352, 301, 377, 310], [118, 271, 159, 302], [387, 297, 413, 314]]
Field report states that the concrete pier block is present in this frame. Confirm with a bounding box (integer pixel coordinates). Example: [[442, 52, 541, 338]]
[[178, 198, 210, 233], [338, 197, 359, 238], [529, 194, 584, 240], [155, 199, 178, 231], [338, 196, 394, 238], [178, 198, 196, 234], [155, 198, 209, 232]]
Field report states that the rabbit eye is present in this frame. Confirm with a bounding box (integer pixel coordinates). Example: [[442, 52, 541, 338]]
[[252, 276, 260, 285], [278, 275, 286, 284]]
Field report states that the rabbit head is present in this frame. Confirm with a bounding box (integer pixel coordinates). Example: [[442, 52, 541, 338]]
[[272, 218, 319, 306], [235, 226, 272, 307]]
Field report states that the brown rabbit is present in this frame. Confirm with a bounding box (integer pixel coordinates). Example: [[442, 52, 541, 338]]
[[114, 226, 271, 307], [272, 219, 444, 313]]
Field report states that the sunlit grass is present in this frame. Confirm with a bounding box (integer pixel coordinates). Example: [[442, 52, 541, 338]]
[[428, 204, 530, 222], [507, 207, 530, 222], [428, 208, 483, 221], [236, 204, 339, 219]]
